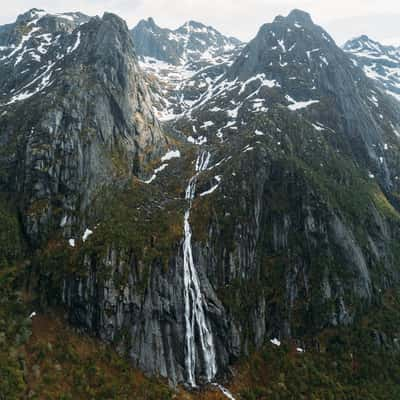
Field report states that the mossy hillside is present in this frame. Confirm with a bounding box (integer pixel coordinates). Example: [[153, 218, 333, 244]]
[[0, 195, 24, 267], [230, 287, 400, 400], [0, 256, 213, 400], [84, 149, 194, 261], [233, 339, 400, 400], [31, 190, 183, 300], [0, 264, 32, 400], [33, 147, 195, 290], [0, 268, 174, 400], [2, 262, 400, 400], [0, 196, 30, 398], [23, 314, 174, 400]]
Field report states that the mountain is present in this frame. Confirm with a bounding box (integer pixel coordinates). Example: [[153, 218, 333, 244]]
[[3, 7, 400, 400], [131, 18, 241, 66], [132, 18, 244, 122], [63, 8, 400, 388], [344, 35, 400, 102], [178, 9, 400, 187], [0, 8, 166, 245], [0, 9, 89, 104], [132, 18, 244, 121]]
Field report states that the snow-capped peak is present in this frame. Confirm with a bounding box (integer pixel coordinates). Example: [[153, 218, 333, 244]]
[[344, 36, 400, 102]]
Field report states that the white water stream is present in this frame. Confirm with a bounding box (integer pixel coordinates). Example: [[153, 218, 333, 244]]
[[215, 384, 237, 400], [182, 151, 236, 400], [183, 150, 217, 386]]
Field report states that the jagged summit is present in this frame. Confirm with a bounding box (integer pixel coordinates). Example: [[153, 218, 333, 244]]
[[344, 35, 400, 102], [131, 17, 241, 65], [14, 8, 90, 26], [176, 19, 228, 37], [344, 34, 400, 56], [226, 7, 338, 84], [145, 16, 157, 26], [172, 7, 400, 193], [16, 8, 45, 22], [352, 34, 373, 42], [178, 20, 208, 30], [274, 9, 314, 25], [287, 9, 313, 24]]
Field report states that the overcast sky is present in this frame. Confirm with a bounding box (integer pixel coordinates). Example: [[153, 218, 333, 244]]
[[1, 0, 400, 46]]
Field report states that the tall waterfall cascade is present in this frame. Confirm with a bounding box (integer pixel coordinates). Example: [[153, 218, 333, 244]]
[[182, 150, 217, 386]]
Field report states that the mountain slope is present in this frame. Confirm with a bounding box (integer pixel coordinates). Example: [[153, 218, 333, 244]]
[[0, 8, 90, 103]]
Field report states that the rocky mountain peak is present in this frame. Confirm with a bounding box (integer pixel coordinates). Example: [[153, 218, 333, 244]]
[[177, 20, 212, 34], [286, 9, 313, 25], [135, 16, 160, 32], [14, 8, 90, 31], [344, 34, 400, 59], [175, 9, 399, 194], [343, 35, 400, 102], [226, 8, 337, 84], [145, 16, 157, 27], [16, 8, 45, 23], [131, 17, 241, 65]]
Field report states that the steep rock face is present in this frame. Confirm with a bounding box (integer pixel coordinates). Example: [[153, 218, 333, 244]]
[[344, 35, 400, 102], [62, 246, 239, 385], [0, 10, 166, 245], [190, 137, 400, 342], [131, 18, 182, 65]]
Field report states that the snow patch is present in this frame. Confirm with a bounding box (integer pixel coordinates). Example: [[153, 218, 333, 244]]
[[161, 149, 181, 161], [270, 338, 281, 346], [286, 95, 320, 111], [82, 228, 93, 242]]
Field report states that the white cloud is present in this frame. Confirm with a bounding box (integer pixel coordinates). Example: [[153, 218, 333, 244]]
[[0, 0, 399, 45]]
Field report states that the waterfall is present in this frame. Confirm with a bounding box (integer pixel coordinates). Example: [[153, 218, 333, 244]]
[[182, 150, 217, 386], [214, 384, 237, 400]]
